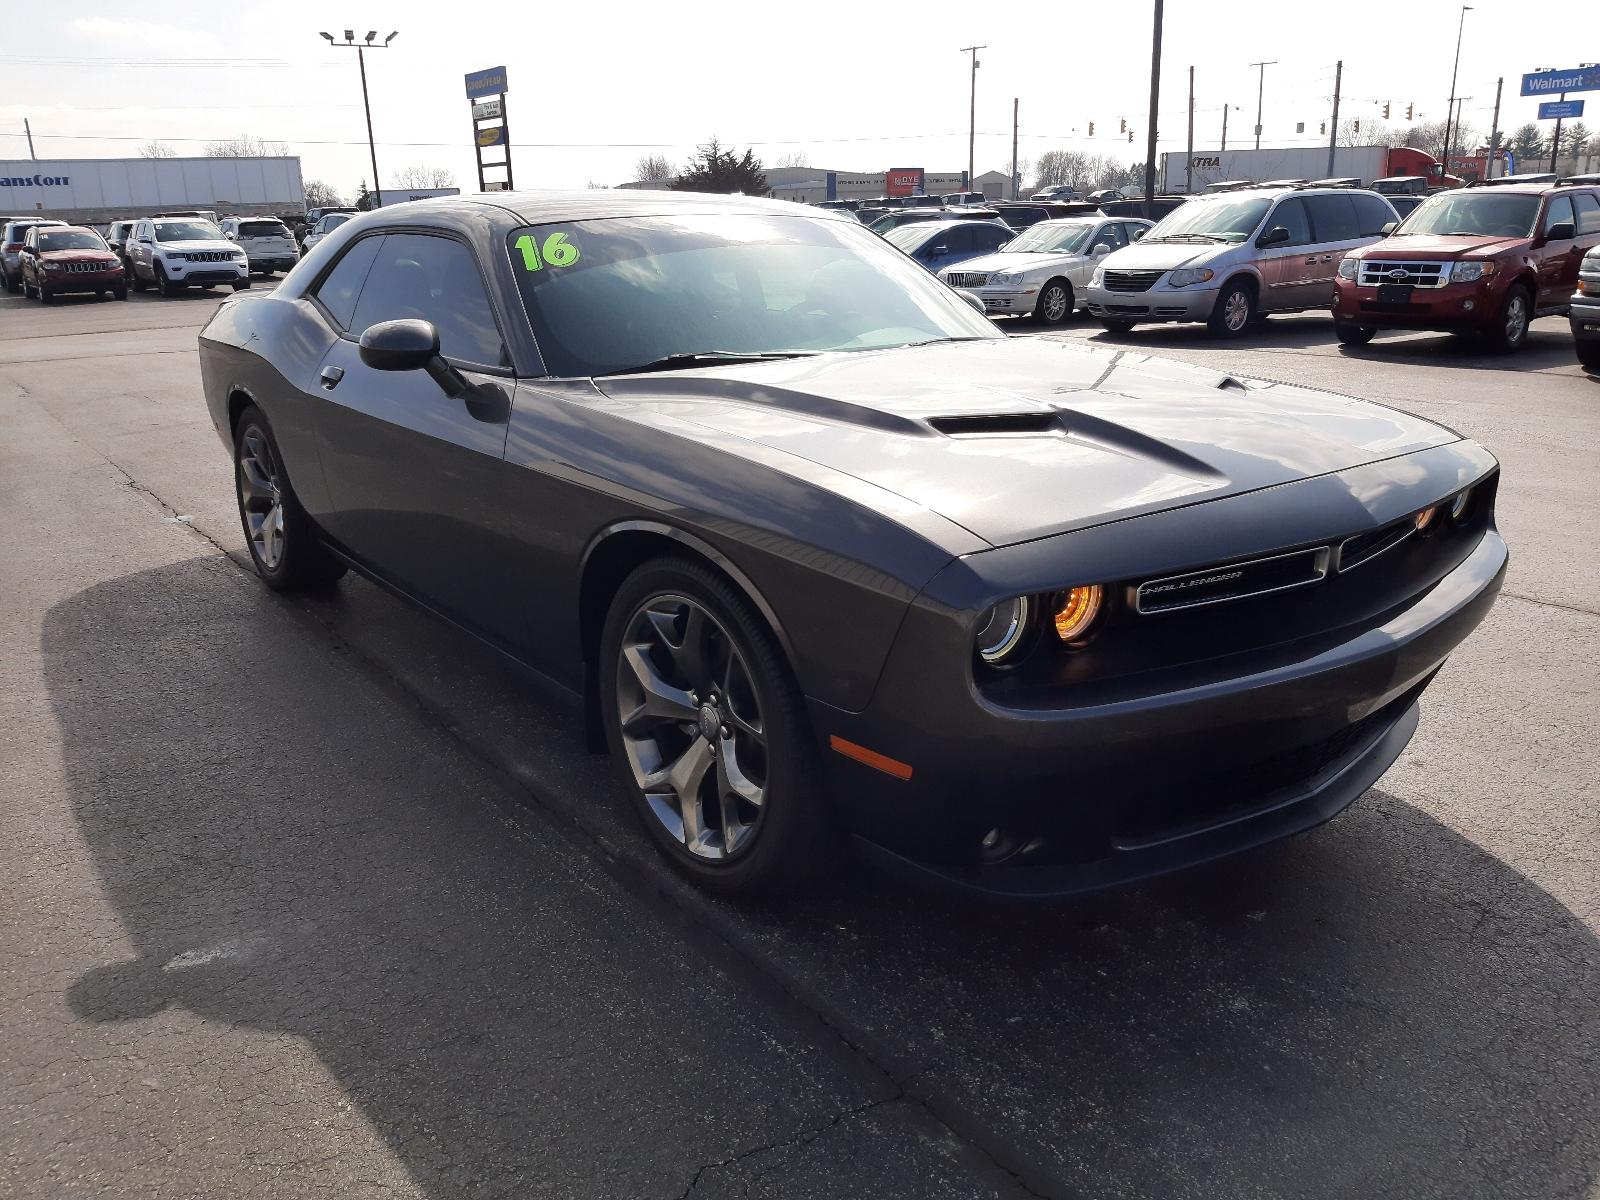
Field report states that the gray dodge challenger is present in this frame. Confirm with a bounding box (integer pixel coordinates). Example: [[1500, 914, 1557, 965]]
[[198, 190, 1506, 897]]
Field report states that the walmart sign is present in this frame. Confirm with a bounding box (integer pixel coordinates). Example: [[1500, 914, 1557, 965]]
[[1521, 67, 1600, 97]]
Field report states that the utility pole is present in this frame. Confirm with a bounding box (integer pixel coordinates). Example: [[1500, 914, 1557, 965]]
[[960, 45, 986, 189], [1442, 6, 1473, 172], [1551, 94, 1566, 173], [1143, 0, 1163, 217], [1488, 76, 1503, 179], [1221, 105, 1230, 151], [1327, 60, 1343, 176], [1185, 66, 1195, 195], [1250, 61, 1277, 150], [320, 29, 398, 210], [23, 118, 35, 160], [1010, 97, 1019, 200]]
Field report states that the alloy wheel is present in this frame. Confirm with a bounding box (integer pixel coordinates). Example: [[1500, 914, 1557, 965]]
[[1223, 289, 1250, 332], [1505, 293, 1528, 345], [615, 594, 768, 861], [237, 427, 285, 570], [1041, 284, 1069, 322]]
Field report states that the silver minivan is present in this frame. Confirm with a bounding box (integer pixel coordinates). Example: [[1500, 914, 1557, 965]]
[[1084, 186, 1398, 337]]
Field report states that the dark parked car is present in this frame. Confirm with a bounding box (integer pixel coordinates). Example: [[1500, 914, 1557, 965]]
[[882, 218, 1014, 272], [1098, 195, 1191, 221], [867, 207, 1003, 234], [991, 202, 1095, 230], [19, 225, 126, 302], [104, 219, 140, 275], [1, 218, 66, 292], [198, 191, 1505, 897]]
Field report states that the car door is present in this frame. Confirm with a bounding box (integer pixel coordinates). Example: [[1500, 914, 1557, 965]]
[[1302, 193, 1366, 302], [19, 228, 37, 288], [920, 225, 974, 271], [130, 221, 153, 279], [1572, 193, 1600, 293], [1074, 221, 1127, 287], [1256, 197, 1316, 311], [310, 229, 530, 642], [1537, 194, 1581, 307]]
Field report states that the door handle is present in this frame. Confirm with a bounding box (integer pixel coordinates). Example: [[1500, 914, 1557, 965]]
[[319, 365, 345, 390]]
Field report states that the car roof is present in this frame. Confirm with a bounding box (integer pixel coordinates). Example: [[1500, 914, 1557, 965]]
[[37, 225, 99, 236], [362, 188, 854, 227]]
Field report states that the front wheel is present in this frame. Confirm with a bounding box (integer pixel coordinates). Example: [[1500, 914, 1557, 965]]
[[1207, 279, 1257, 337], [1097, 318, 1136, 336], [1335, 321, 1376, 345], [1577, 341, 1600, 373], [233, 405, 346, 591], [156, 263, 182, 297], [1484, 285, 1532, 353], [599, 558, 835, 895], [114, 285, 128, 301], [1034, 278, 1074, 325]]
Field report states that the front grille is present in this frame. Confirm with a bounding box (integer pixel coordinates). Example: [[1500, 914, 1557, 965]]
[[54, 261, 114, 274], [1135, 547, 1330, 614], [181, 251, 233, 263], [1358, 260, 1450, 288], [1102, 269, 1165, 293], [946, 271, 989, 288]]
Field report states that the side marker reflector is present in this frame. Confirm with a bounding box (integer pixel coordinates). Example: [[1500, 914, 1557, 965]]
[[829, 735, 913, 781]]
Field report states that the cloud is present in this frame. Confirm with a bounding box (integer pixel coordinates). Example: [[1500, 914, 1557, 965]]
[[69, 17, 220, 49]]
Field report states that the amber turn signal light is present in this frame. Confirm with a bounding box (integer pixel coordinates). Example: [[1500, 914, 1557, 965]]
[[1414, 506, 1439, 533], [1053, 584, 1104, 643]]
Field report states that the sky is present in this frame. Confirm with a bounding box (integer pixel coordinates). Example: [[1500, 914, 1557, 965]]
[[0, 0, 1594, 199]]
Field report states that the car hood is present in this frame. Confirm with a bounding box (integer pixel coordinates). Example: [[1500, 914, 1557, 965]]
[[1097, 238, 1233, 271], [1362, 233, 1528, 258], [157, 240, 236, 254], [944, 250, 1087, 277], [595, 338, 1456, 548], [41, 249, 118, 263]]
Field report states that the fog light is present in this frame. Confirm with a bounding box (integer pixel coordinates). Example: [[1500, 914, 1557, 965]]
[[1449, 488, 1472, 522], [1053, 584, 1104, 643], [1415, 505, 1439, 533], [1462, 299, 1475, 311]]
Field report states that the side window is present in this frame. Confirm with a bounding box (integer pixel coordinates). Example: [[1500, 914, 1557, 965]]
[[1544, 195, 1575, 236], [1573, 193, 1600, 236], [1306, 194, 1361, 243], [1352, 193, 1396, 237], [975, 225, 1011, 251], [312, 235, 383, 331], [932, 226, 973, 255], [1098, 223, 1128, 249], [1123, 222, 1150, 242], [349, 233, 506, 368], [1268, 198, 1312, 247]]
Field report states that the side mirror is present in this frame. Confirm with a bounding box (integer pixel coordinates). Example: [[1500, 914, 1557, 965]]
[[1380, 221, 1398, 237], [927, 244, 948, 256], [1545, 221, 1576, 242], [359, 318, 470, 397], [956, 289, 987, 315], [139, 235, 153, 244], [1092, 243, 1112, 256], [1256, 226, 1291, 248]]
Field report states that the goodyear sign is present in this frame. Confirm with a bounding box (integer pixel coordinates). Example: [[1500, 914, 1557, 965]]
[[464, 65, 508, 100], [476, 127, 505, 149]]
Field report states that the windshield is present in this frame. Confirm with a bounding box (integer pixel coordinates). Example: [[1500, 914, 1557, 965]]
[[39, 231, 106, 252], [154, 220, 222, 242], [507, 214, 999, 377], [1395, 192, 1540, 238], [882, 222, 944, 251], [1146, 197, 1271, 242], [1004, 221, 1095, 254]]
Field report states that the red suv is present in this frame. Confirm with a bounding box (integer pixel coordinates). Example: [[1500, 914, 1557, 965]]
[[19, 225, 127, 303], [1332, 180, 1600, 351]]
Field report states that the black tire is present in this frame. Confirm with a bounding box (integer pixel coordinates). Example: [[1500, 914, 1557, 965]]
[[1483, 284, 1533, 353], [1033, 278, 1074, 325], [1335, 321, 1376, 345], [114, 286, 128, 301], [233, 280, 251, 291], [1097, 318, 1137, 335], [1207, 277, 1257, 338], [131, 265, 148, 293], [1, 268, 16, 294], [156, 263, 181, 298], [1578, 341, 1600, 373], [39, 286, 53, 305], [233, 404, 346, 592], [599, 556, 836, 895]]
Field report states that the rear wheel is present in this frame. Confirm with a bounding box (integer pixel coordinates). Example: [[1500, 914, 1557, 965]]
[[1335, 321, 1376, 345], [1483, 285, 1532, 353], [233, 405, 346, 591], [1, 268, 16, 295], [599, 557, 835, 895], [1207, 278, 1257, 337], [1034, 278, 1074, 325]]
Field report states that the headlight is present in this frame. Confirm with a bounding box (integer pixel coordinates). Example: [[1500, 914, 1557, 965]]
[[975, 596, 1032, 665], [1090, 267, 1104, 288], [1167, 267, 1215, 288], [1449, 488, 1472, 522], [990, 271, 1022, 286], [1453, 261, 1494, 283], [1337, 257, 1360, 280], [1052, 585, 1104, 644], [232, 251, 247, 260]]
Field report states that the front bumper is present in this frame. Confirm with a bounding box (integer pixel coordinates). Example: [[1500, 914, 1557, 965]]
[[1570, 296, 1600, 343], [1086, 283, 1219, 323], [815, 446, 1505, 897], [245, 253, 298, 271], [960, 287, 1039, 315], [163, 258, 249, 285], [38, 267, 124, 294], [1333, 275, 1500, 331]]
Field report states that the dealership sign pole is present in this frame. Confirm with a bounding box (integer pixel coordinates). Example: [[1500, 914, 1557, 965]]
[[466, 66, 513, 192]]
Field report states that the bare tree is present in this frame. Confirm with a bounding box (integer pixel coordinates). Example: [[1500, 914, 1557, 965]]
[[1338, 118, 1390, 147], [634, 154, 674, 183], [389, 165, 456, 189], [776, 151, 811, 169], [303, 180, 343, 209], [205, 133, 291, 158], [139, 140, 177, 158], [1031, 150, 1136, 194]]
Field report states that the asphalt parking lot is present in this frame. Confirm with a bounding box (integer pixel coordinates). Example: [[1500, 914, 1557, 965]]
[[2, 285, 1596, 1199]]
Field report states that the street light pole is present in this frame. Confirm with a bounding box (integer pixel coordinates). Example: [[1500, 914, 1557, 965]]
[[320, 29, 398, 208], [960, 45, 986, 189], [1441, 6, 1472, 175], [1143, 0, 1163, 216], [1250, 61, 1277, 150]]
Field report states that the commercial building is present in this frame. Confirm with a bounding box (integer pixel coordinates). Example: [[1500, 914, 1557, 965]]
[[0, 157, 306, 225]]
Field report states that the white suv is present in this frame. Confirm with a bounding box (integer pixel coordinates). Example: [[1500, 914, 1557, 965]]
[[126, 216, 249, 296], [219, 216, 300, 276], [302, 210, 354, 252]]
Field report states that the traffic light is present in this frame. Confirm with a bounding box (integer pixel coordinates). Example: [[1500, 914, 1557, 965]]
[[1320, 121, 1327, 135], [1119, 117, 1126, 133], [1383, 102, 1391, 119], [1353, 119, 1360, 132], [1088, 121, 1095, 136], [1406, 103, 1414, 120], [1128, 129, 1134, 142]]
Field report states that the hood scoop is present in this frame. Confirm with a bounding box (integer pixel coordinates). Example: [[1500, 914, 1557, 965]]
[[929, 412, 1061, 437]]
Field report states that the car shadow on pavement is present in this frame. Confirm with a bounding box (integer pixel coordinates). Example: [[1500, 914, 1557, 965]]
[[46, 558, 1600, 1200]]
